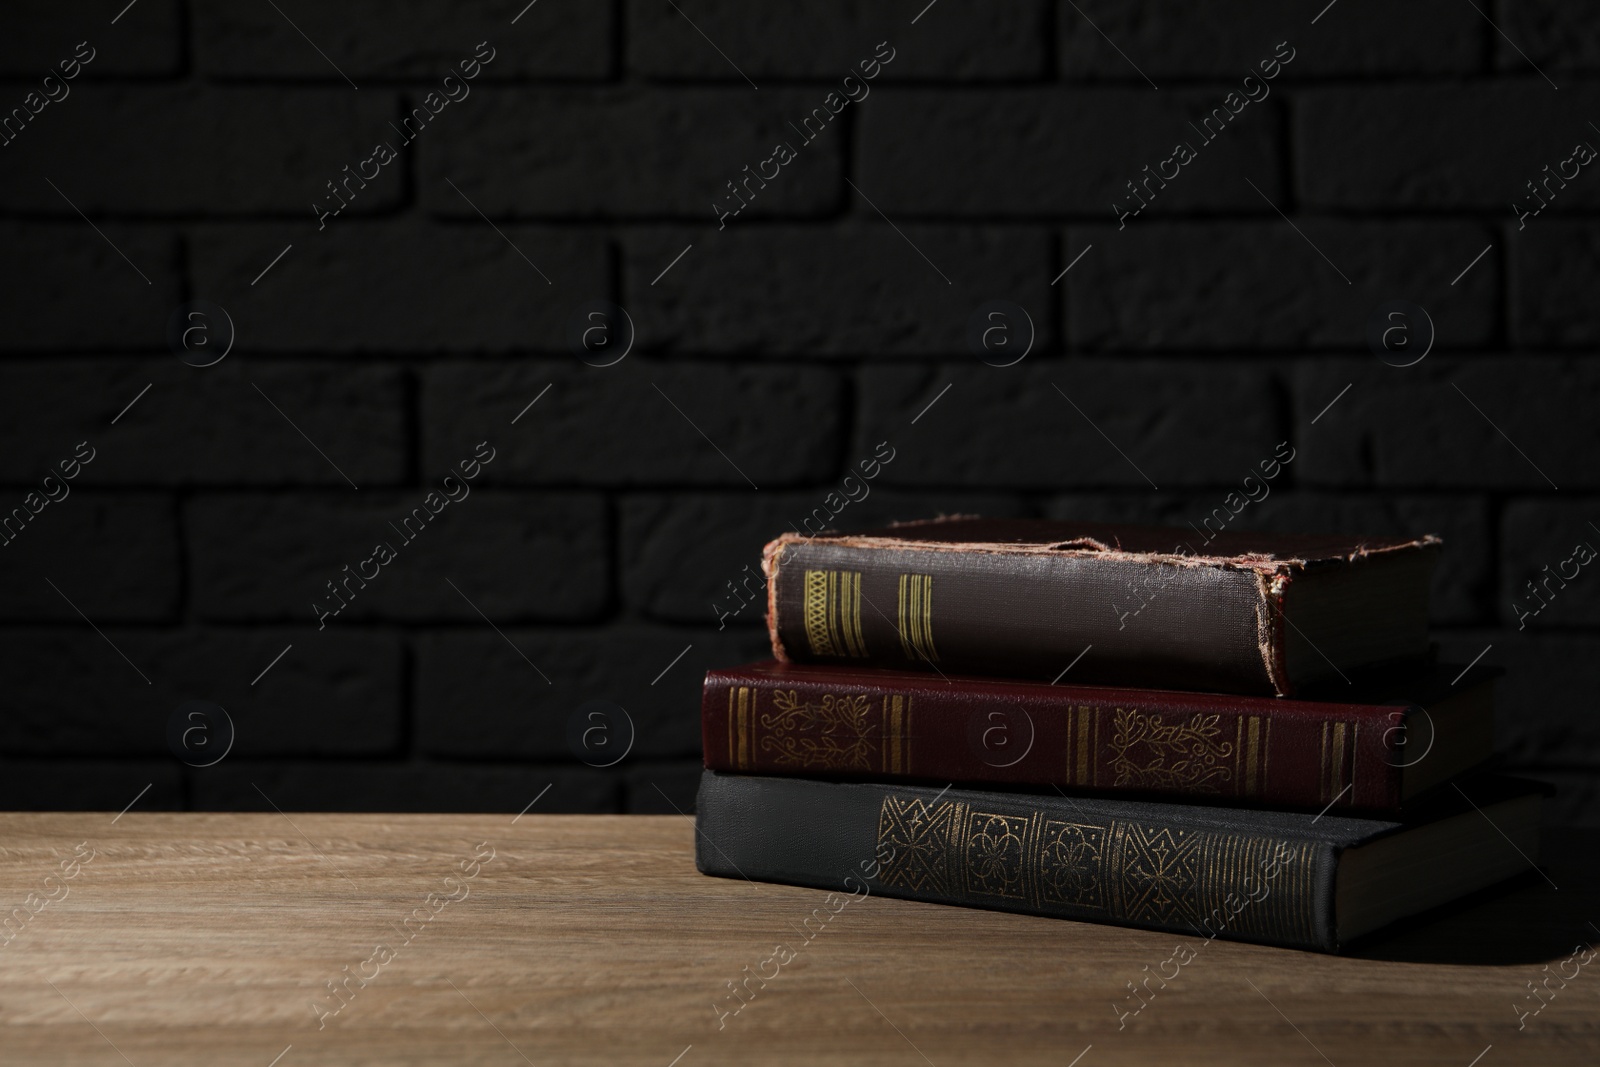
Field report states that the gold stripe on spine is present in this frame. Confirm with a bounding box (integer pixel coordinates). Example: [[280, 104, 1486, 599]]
[[880, 697, 890, 775], [1261, 717, 1272, 796], [890, 696, 905, 774], [1319, 722, 1330, 802], [1063, 706, 1074, 784], [1075, 710, 1088, 783], [736, 687, 751, 770], [1332, 722, 1348, 802], [1324, 723, 1350, 806], [901, 697, 911, 774], [839, 571, 866, 658], [1245, 716, 1262, 797], [1234, 715, 1244, 796], [1348, 723, 1358, 801], [727, 686, 736, 766], [898, 696, 906, 774], [896, 575, 909, 660], [1026, 810, 1044, 904], [1092, 708, 1100, 787], [895, 573, 939, 663], [1076, 707, 1092, 786]]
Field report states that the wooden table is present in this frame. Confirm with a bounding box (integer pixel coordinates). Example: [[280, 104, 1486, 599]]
[[0, 812, 1596, 1066]]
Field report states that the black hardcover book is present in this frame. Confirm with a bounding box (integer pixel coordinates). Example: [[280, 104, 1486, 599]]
[[694, 771, 1542, 952]]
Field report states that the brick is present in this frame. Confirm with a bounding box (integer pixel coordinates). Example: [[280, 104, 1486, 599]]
[[422, 360, 845, 487], [624, 226, 1052, 354], [186, 491, 608, 623], [0, 494, 179, 622], [0, 224, 179, 351], [1057, 0, 1480, 79], [414, 625, 769, 762], [188, 223, 608, 351], [1434, 630, 1600, 770], [620, 490, 1030, 624], [1045, 492, 1491, 625], [1295, 358, 1599, 490], [627, 1, 1046, 80], [192, 762, 619, 813], [0, 88, 404, 216], [0, 627, 400, 757], [0, 761, 183, 812], [1493, 3, 1600, 75], [420, 88, 842, 219], [859, 88, 1284, 215], [194, 3, 610, 80], [624, 762, 703, 815], [1067, 221, 1499, 350], [857, 361, 1281, 489], [1500, 499, 1600, 629], [1298, 85, 1600, 210], [0, 361, 406, 487], [1512, 222, 1600, 348], [0, 2, 180, 77]]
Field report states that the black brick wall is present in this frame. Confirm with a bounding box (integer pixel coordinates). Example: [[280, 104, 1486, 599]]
[[1, 1, 1596, 820]]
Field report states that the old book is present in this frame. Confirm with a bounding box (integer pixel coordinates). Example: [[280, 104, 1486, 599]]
[[694, 771, 1541, 953], [764, 517, 1440, 697], [702, 660, 1494, 813]]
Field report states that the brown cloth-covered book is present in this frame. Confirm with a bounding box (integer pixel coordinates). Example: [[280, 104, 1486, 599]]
[[703, 661, 1494, 814], [764, 517, 1440, 698]]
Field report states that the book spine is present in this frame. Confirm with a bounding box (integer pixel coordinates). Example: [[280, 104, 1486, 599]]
[[701, 670, 1402, 810], [765, 536, 1286, 696], [695, 772, 1338, 952]]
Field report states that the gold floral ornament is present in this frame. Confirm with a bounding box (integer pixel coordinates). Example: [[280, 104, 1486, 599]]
[[1108, 708, 1235, 792], [757, 690, 876, 771], [965, 813, 1029, 899]]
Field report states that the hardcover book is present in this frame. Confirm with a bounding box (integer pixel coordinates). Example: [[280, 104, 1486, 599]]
[[694, 771, 1542, 953], [764, 517, 1440, 697], [702, 660, 1494, 813]]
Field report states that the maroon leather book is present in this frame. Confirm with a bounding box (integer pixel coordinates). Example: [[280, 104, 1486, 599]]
[[764, 517, 1440, 697], [702, 661, 1495, 813]]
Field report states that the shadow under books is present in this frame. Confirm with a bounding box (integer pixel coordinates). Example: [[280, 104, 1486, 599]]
[[1346, 826, 1597, 966]]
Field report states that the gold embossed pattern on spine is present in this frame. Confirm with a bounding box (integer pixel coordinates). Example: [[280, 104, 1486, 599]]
[[755, 690, 876, 772], [875, 794, 1317, 945], [1319, 721, 1356, 805], [1067, 706, 1272, 799], [879, 695, 910, 775], [895, 573, 938, 663], [728, 686, 912, 775], [802, 570, 867, 658], [726, 686, 754, 771], [1107, 708, 1236, 793], [1238, 715, 1270, 798], [1064, 705, 1098, 787]]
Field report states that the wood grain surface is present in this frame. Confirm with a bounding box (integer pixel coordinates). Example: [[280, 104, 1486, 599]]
[[0, 811, 1595, 1066]]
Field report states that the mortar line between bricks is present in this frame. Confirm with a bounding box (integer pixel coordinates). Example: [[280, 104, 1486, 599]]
[[43, 178, 153, 286], [34, 73, 1571, 90], [1061, 0, 1158, 90], [1464, 0, 1559, 91], [8, 208, 1579, 225], [262, 0, 360, 90], [663, 0, 758, 90], [5, 482, 1567, 496]]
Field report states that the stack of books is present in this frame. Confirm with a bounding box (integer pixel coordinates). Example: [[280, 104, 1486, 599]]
[[693, 517, 1541, 952]]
